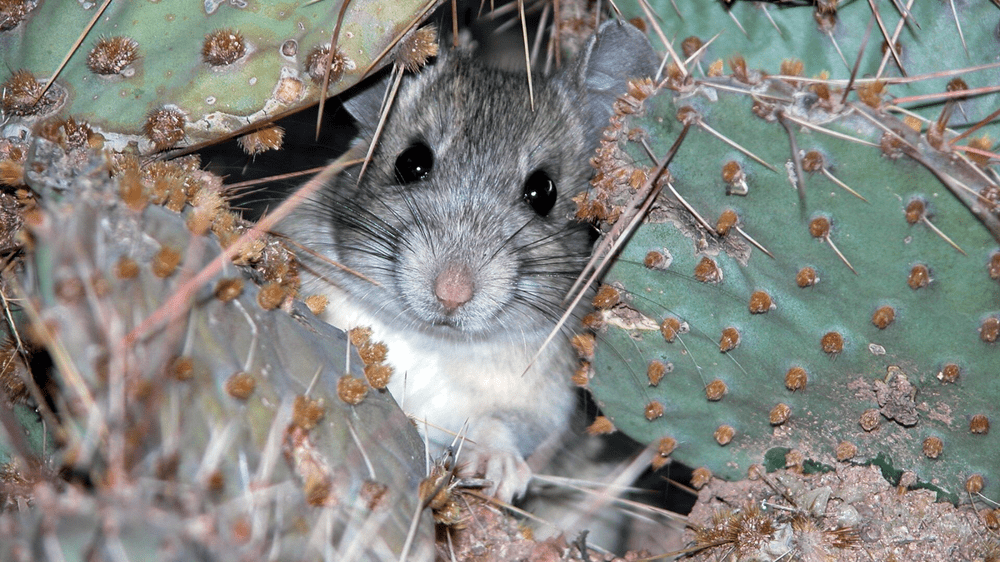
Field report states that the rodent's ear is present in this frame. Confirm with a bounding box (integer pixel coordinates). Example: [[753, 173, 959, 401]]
[[341, 73, 392, 130], [574, 20, 659, 134], [341, 49, 448, 130]]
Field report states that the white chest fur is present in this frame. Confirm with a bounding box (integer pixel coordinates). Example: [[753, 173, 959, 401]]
[[315, 283, 576, 457]]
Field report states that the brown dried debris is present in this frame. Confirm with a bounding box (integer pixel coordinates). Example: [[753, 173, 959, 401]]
[[644, 400, 664, 421], [87, 36, 139, 75], [143, 108, 186, 151], [785, 367, 807, 391], [714, 425, 734, 445], [705, 379, 727, 401], [874, 367, 918, 427], [586, 416, 615, 435], [202, 29, 246, 66], [394, 26, 439, 72]]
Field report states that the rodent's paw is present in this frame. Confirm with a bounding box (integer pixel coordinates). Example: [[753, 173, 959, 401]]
[[462, 420, 532, 502], [465, 447, 531, 503]]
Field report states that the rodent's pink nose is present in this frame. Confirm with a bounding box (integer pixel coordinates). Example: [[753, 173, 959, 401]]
[[434, 264, 474, 312]]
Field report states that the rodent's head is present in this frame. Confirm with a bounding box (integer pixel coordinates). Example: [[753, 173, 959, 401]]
[[294, 21, 657, 341]]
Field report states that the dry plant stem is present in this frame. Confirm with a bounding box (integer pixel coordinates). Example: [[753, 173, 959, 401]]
[[283, 237, 379, 285], [564, 121, 691, 301], [634, 0, 687, 78], [920, 215, 967, 255], [841, 12, 876, 107], [123, 154, 353, 348], [315, 0, 353, 141], [461, 488, 558, 529], [224, 165, 331, 191], [536, 474, 687, 525], [779, 111, 880, 148], [953, 145, 1000, 163], [876, 0, 915, 79], [949, 106, 1000, 145], [947, 0, 969, 57], [727, 9, 748, 38], [777, 111, 806, 207], [664, 179, 717, 236], [888, 0, 918, 27], [531, 124, 690, 374], [866, 0, 906, 76], [696, 119, 777, 172], [681, 31, 722, 69], [451, 0, 459, 49], [529, 1, 549, 68], [733, 225, 774, 258], [760, 4, 782, 37], [10, 279, 94, 434], [356, 65, 405, 185], [821, 167, 868, 202], [314, 0, 440, 141], [775, 61, 1000, 87], [35, 0, 114, 104], [892, 84, 1000, 105], [900, 141, 1000, 241], [518, 0, 535, 111], [825, 29, 850, 71], [553, 0, 561, 67], [560, 441, 682, 533]]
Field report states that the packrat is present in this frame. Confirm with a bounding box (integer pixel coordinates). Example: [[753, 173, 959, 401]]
[[283, 20, 657, 501]]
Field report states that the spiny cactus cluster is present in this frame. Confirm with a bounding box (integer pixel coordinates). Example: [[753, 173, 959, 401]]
[[3, 0, 1000, 558], [623, 0, 1000, 141], [581, 0, 1000, 505], [0, 0, 440, 154], [0, 138, 433, 560]]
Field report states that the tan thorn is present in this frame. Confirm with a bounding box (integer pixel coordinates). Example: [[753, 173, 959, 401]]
[[922, 216, 967, 256], [820, 167, 868, 202], [735, 225, 775, 259], [697, 120, 777, 172], [826, 236, 858, 275]]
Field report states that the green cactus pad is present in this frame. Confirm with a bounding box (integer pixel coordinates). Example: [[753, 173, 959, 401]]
[[1, 0, 438, 153], [616, 0, 1000, 141], [586, 73, 1000, 503]]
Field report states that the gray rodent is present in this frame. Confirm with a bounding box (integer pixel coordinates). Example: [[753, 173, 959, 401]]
[[282, 20, 657, 501]]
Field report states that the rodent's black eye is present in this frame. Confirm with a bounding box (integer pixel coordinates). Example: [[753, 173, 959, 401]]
[[522, 170, 557, 217], [394, 142, 434, 184]]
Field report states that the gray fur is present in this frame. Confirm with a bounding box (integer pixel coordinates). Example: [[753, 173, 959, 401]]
[[282, 20, 656, 501]]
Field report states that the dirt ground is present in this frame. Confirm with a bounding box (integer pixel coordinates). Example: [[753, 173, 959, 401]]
[[435, 463, 999, 561]]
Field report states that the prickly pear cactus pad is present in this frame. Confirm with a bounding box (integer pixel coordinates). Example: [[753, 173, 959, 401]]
[[616, 0, 1000, 141], [584, 71, 1000, 503], [0, 0, 439, 153], [0, 139, 433, 560]]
